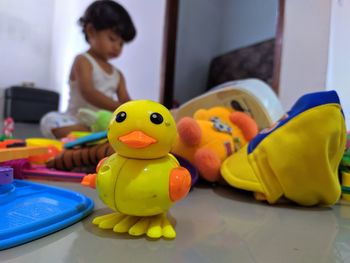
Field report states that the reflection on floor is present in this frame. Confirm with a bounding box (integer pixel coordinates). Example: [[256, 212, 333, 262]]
[[2, 180, 350, 263]]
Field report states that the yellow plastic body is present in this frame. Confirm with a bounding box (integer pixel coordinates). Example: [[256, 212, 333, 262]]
[[97, 152, 179, 216], [26, 138, 63, 150]]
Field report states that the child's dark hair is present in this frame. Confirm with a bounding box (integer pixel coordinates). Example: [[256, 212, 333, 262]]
[[79, 0, 136, 43]]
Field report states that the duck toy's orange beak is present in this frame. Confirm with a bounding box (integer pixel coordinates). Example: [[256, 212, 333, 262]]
[[118, 130, 157, 148]]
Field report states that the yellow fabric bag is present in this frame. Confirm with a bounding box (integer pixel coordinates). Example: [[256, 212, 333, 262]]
[[221, 91, 346, 206]]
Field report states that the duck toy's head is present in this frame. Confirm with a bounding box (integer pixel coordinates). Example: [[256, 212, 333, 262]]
[[108, 100, 177, 159]]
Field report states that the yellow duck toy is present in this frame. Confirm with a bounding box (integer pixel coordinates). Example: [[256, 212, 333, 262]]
[[84, 100, 191, 239]]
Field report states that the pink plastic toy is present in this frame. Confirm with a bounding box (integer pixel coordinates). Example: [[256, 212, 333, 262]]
[[0, 159, 86, 182], [3, 117, 14, 137]]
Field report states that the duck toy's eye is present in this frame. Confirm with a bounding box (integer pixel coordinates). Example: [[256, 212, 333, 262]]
[[150, 112, 163, 124], [115, 111, 127, 123]]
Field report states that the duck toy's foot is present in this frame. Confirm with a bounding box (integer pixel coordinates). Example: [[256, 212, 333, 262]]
[[92, 212, 176, 239]]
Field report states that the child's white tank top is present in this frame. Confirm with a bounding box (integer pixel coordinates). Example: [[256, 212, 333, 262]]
[[67, 52, 120, 115]]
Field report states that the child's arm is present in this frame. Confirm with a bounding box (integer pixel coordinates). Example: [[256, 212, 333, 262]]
[[116, 71, 131, 105], [73, 55, 120, 111]]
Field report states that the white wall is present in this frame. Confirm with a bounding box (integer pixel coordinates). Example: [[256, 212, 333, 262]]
[[0, 0, 54, 120], [115, 0, 166, 102], [0, 0, 54, 89], [174, 0, 278, 104], [50, 0, 92, 110], [278, 0, 332, 110], [327, 0, 350, 128], [1, 0, 166, 115], [220, 0, 278, 53]]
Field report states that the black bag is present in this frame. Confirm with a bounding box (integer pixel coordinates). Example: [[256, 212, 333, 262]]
[[4, 86, 59, 123]]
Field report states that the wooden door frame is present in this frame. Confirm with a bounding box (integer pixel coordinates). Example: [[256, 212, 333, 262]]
[[160, 0, 285, 108], [272, 0, 285, 94], [159, 0, 179, 108]]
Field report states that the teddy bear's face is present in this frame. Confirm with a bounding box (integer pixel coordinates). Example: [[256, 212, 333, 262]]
[[196, 118, 242, 158], [194, 107, 247, 147], [194, 106, 258, 142]]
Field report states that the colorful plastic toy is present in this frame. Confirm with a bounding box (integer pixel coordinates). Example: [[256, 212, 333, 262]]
[[171, 79, 284, 130], [61, 131, 94, 144], [84, 100, 191, 239], [3, 117, 14, 138], [339, 133, 350, 200], [0, 159, 86, 182], [0, 117, 15, 141], [0, 167, 93, 250], [64, 131, 107, 149], [26, 138, 63, 150], [25, 138, 63, 164], [47, 142, 114, 172], [173, 154, 199, 186], [0, 139, 25, 148], [0, 146, 48, 162], [0, 138, 61, 164]]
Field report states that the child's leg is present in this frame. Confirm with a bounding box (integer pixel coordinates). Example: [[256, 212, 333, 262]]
[[40, 111, 90, 139], [51, 124, 90, 139]]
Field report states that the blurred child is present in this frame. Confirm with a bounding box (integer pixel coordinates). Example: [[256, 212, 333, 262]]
[[40, 0, 136, 138]]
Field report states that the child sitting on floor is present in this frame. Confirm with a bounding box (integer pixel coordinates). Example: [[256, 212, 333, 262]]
[[41, 0, 136, 139]]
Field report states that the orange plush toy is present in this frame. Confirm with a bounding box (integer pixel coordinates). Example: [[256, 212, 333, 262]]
[[171, 107, 258, 183]]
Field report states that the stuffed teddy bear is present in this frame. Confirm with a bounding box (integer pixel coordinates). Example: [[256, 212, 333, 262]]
[[171, 107, 258, 183]]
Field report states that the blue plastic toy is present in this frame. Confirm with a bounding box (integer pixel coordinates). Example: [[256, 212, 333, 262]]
[[0, 167, 94, 250], [64, 131, 107, 149]]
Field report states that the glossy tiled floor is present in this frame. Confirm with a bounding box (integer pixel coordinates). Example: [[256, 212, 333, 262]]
[[2, 180, 350, 263]]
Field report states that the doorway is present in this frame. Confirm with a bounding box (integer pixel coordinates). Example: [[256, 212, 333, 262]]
[[160, 0, 285, 109]]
